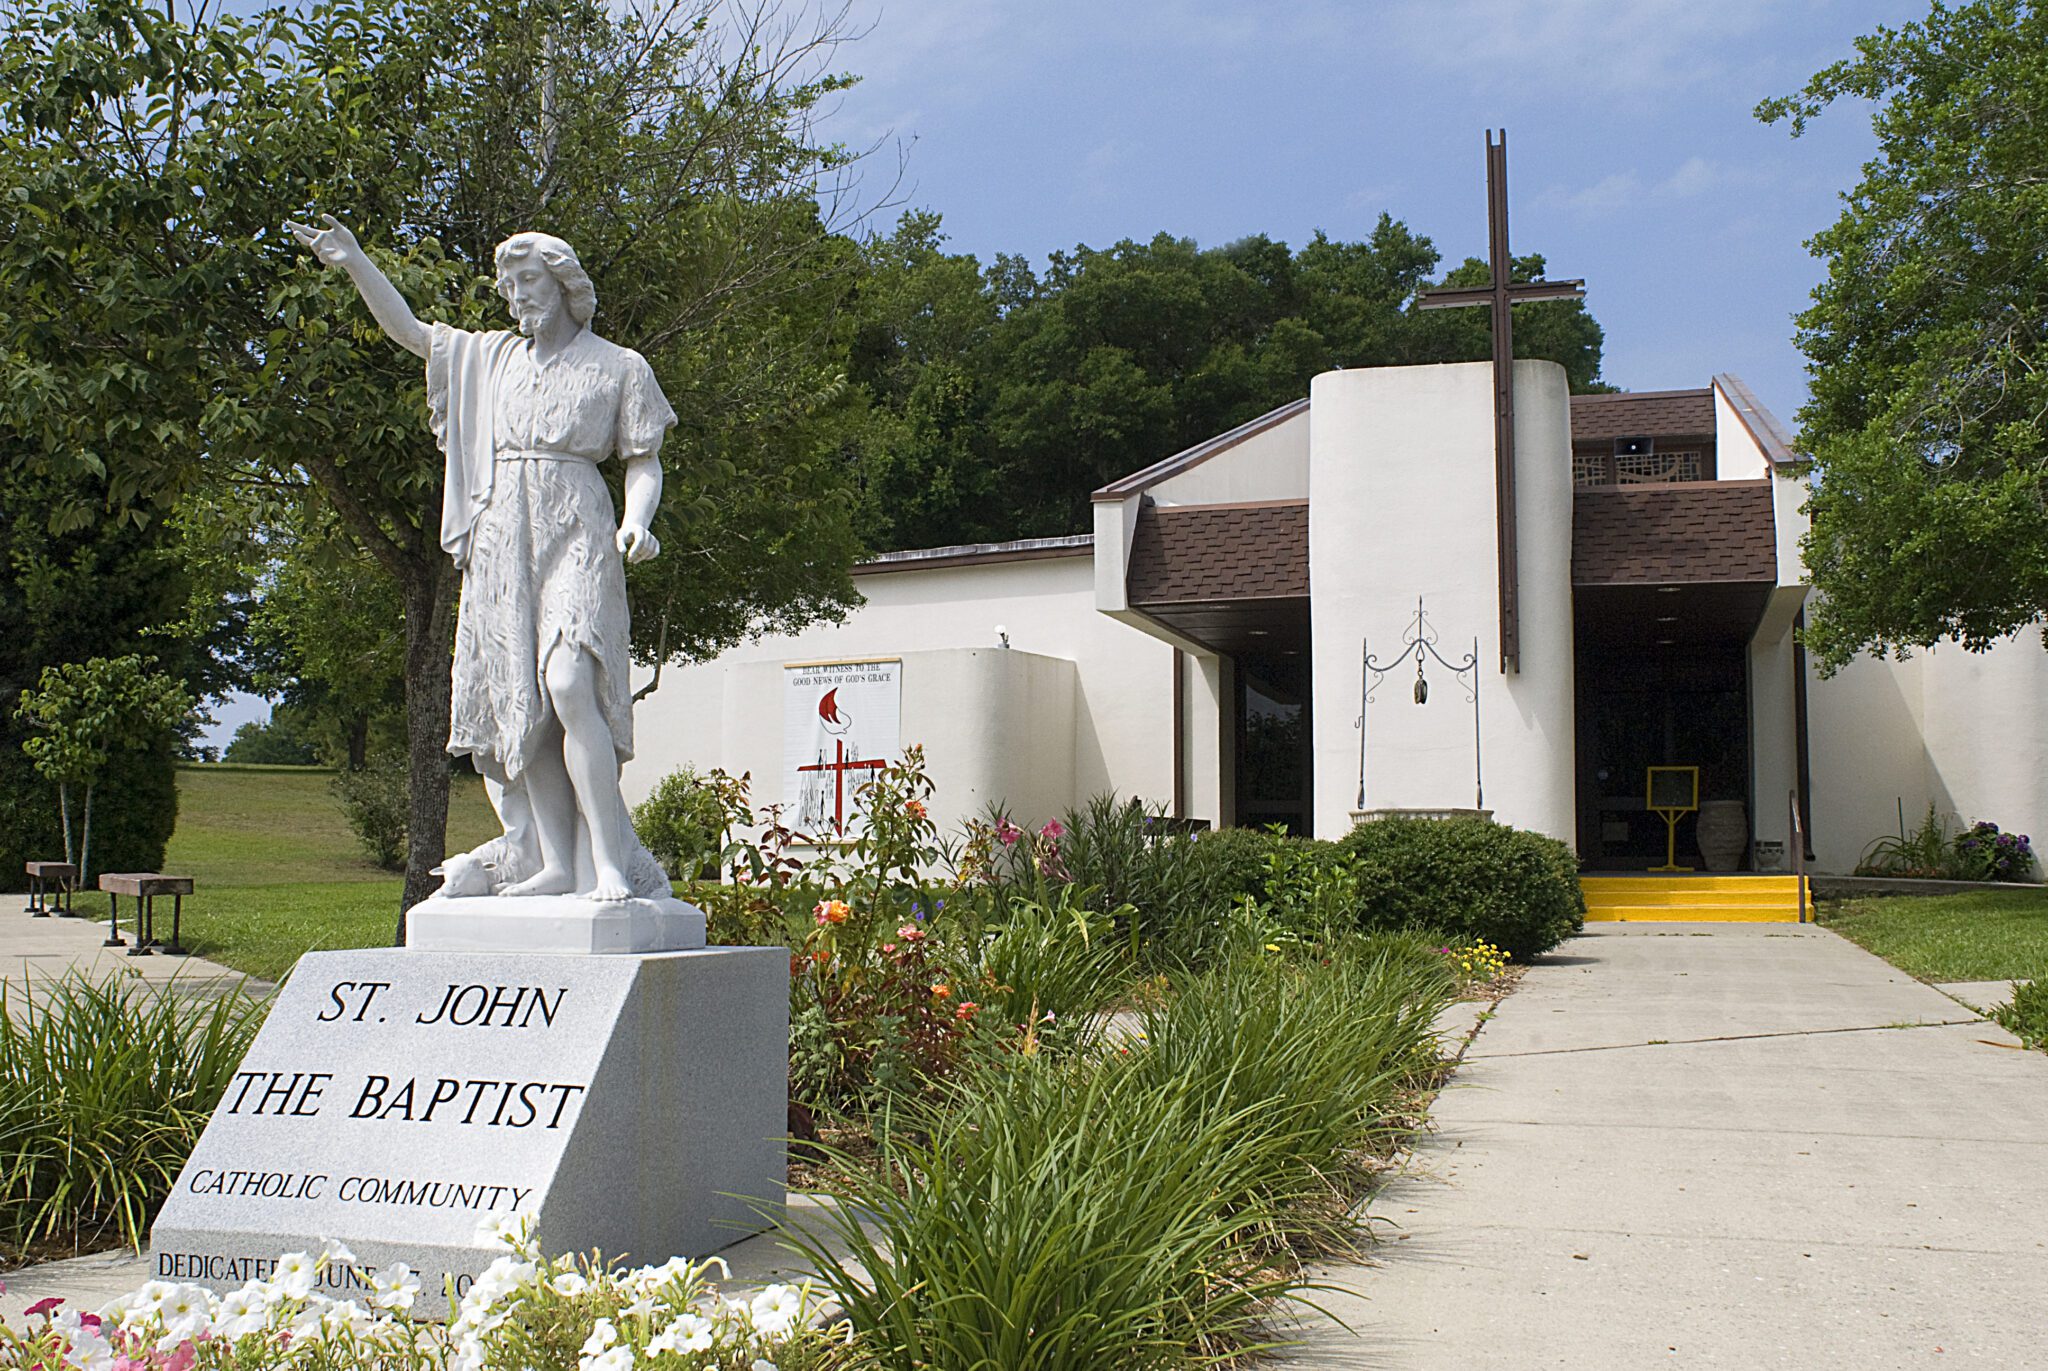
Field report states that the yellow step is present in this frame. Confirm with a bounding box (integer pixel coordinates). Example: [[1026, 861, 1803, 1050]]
[[1579, 875, 1805, 923]]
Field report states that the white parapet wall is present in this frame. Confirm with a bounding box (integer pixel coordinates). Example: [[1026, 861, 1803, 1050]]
[[1306, 361, 1577, 843], [625, 554, 1208, 838]]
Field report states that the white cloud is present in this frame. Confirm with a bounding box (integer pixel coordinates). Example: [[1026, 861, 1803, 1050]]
[[1536, 156, 1775, 218], [1381, 0, 1781, 94]]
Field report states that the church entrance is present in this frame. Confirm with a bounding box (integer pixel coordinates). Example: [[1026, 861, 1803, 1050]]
[[1573, 583, 1769, 870]]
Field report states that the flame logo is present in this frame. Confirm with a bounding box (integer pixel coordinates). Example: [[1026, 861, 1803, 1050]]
[[817, 688, 852, 736]]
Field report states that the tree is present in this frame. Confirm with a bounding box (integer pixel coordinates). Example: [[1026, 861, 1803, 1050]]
[[0, 0, 869, 924], [1758, 0, 2048, 669], [843, 215, 1610, 548], [17, 656, 192, 883]]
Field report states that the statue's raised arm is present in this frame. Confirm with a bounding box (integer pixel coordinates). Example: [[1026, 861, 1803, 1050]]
[[285, 213, 431, 359]]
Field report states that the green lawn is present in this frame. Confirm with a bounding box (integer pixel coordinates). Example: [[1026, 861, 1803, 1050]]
[[163, 765, 501, 982], [1820, 888, 2048, 982]]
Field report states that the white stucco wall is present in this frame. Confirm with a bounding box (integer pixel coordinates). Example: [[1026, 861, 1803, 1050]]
[[625, 554, 1193, 836], [1806, 630, 2048, 874], [1146, 409, 1310, 506], [1306, 361, 1577, 842], [1714, 382, 1772, 481]]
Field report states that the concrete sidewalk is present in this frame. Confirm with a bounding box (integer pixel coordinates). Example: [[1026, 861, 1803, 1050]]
[[1, 900, 269, 1003], [1279, 924, 2048, 1369]]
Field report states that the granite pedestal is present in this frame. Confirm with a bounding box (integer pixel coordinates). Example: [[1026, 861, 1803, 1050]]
[[150, 945, 787, 1297]]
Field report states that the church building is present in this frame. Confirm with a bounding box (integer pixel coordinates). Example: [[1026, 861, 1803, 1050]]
[[624, 358, 2047, 878]]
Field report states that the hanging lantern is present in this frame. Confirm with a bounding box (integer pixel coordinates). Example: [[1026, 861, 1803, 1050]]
[[1414, 660, 1430, 705]]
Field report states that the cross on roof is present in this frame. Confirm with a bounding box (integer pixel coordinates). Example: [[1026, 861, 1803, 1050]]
[[1416, 130, 1584, 675]]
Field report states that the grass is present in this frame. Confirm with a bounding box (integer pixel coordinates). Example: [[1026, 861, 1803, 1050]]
[[1819, 888, 2048, 982], [159, 765, 500, 981]]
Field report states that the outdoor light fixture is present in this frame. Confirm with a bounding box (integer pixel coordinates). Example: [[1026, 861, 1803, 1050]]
[[1657, 585, 1681, 594], [1358, 597, 1482, 812]]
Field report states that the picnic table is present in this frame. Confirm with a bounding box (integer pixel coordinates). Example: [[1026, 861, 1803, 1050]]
[[22, 861, 78, 916], [97, 872, 195, 957]]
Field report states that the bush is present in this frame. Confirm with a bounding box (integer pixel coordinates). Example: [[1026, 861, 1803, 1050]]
[[331, 756, 408, 870], [1340, 816, 1584, 961], [1994, 979, 2047, 1050], [0, 738, 179, 881], [1053, 795, 1230, 966], [630, 764, 732, 880], [0, 973, 264, 1255], [1189, 824, 1289, 907], [1952, 821, 2035, 883]]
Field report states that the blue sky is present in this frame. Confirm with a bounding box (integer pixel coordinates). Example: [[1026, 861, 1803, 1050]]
[[206, 0, 1925, 745], [823, 0, 1919, 420]]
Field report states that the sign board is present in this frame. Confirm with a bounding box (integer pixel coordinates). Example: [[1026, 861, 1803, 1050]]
[[1646, 766, 1699, 813], [151, 947, 786, 1296], [783, 659, 902, 834]]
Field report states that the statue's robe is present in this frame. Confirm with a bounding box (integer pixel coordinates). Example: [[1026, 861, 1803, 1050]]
[[425, 322, 676, 874]]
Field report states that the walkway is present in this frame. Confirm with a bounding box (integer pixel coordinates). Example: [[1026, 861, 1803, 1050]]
[[2, 900, 268, 1003], [1280, 923, 2048, 1368]]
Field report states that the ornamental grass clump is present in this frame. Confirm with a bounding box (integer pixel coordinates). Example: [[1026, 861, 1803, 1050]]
[[1131, 935, 1456, 1256], [0, 972, 264, 1256], [781, 1051, 1312, 1371]]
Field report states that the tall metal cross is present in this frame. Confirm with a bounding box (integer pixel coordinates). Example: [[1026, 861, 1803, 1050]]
[[1416, 130, 1584, 675]]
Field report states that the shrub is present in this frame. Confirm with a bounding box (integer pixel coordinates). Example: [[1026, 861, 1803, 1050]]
[[1340, 816, 1584, 960], [0, 973, 264, 1255], [630, 764, 733, 880], [955, 888, 1133, 1051], [1053, 795, 1229, 966], [1190, 824, 1289, 907], [331, 756, 409, 870], [1952, 821, 2035, 883], [1994, 979, 2047, 1050]]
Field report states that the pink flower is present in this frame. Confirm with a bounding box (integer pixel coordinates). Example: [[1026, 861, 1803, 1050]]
[[25, 1296, 62, 1318], [1040, 819, 1065, 840], [996, 820, 1022, 846]]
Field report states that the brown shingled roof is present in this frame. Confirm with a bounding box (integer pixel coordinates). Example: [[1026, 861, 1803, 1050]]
[[1572, 482, 1777, 585], [1127, 500, 1309, 603], [1570, 388, 1716, 443]]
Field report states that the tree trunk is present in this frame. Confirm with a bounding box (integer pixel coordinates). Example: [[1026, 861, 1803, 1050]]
[[79, 783, 93, 886], [396, 557, 460, 942], [58, 783, 73, 866], [346, 714, 369, 771]]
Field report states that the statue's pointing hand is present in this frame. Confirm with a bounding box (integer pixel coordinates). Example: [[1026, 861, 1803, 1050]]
[[285, 213, 362, 269], [616, 523, 660, 564]]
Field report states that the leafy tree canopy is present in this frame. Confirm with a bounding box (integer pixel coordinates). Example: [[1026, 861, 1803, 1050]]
[[844, 213, 1608, 548], [1759, 0, 2048, 669]]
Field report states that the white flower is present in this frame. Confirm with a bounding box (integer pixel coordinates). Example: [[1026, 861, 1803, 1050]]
[[749, 1283, 806, 1338], [620, 1293, 657, 1318], [273, 1251, 317, 1298], [321, 1299, 374, 1338], [475, 1211, 529, 1252], [128, 1281, 176, 1317], [651, 1312, 715, 1353], [317, 1237, 358, 1267], [751, 1360, 779, 1371], [58, 1324, 113, 1371], [369, 1262, 421, 1312], [581, 1348, 634, 1371], [580, 1317, 619, 1357], [551, 1271, 590, 1297]]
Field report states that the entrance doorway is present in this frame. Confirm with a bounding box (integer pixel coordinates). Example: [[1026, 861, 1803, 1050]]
[[1575, 646, 1749, 868], [1237, 666, 1311, 833]]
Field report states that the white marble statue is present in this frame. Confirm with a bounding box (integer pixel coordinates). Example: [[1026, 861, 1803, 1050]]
[[288, 214, 677, 909]]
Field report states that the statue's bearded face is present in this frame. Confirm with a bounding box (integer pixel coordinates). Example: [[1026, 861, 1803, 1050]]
[[502, 254, 566, 336]]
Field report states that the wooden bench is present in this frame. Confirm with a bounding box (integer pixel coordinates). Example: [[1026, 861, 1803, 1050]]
[[22, 861, 78, 917], [98, 873, 195, 956]]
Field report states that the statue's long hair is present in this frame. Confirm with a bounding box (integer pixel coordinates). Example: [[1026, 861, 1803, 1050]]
[[493, 232, 597, 325]]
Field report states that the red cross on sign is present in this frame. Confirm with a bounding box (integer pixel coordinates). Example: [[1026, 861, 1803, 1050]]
[[797, 739, 887, 835]]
